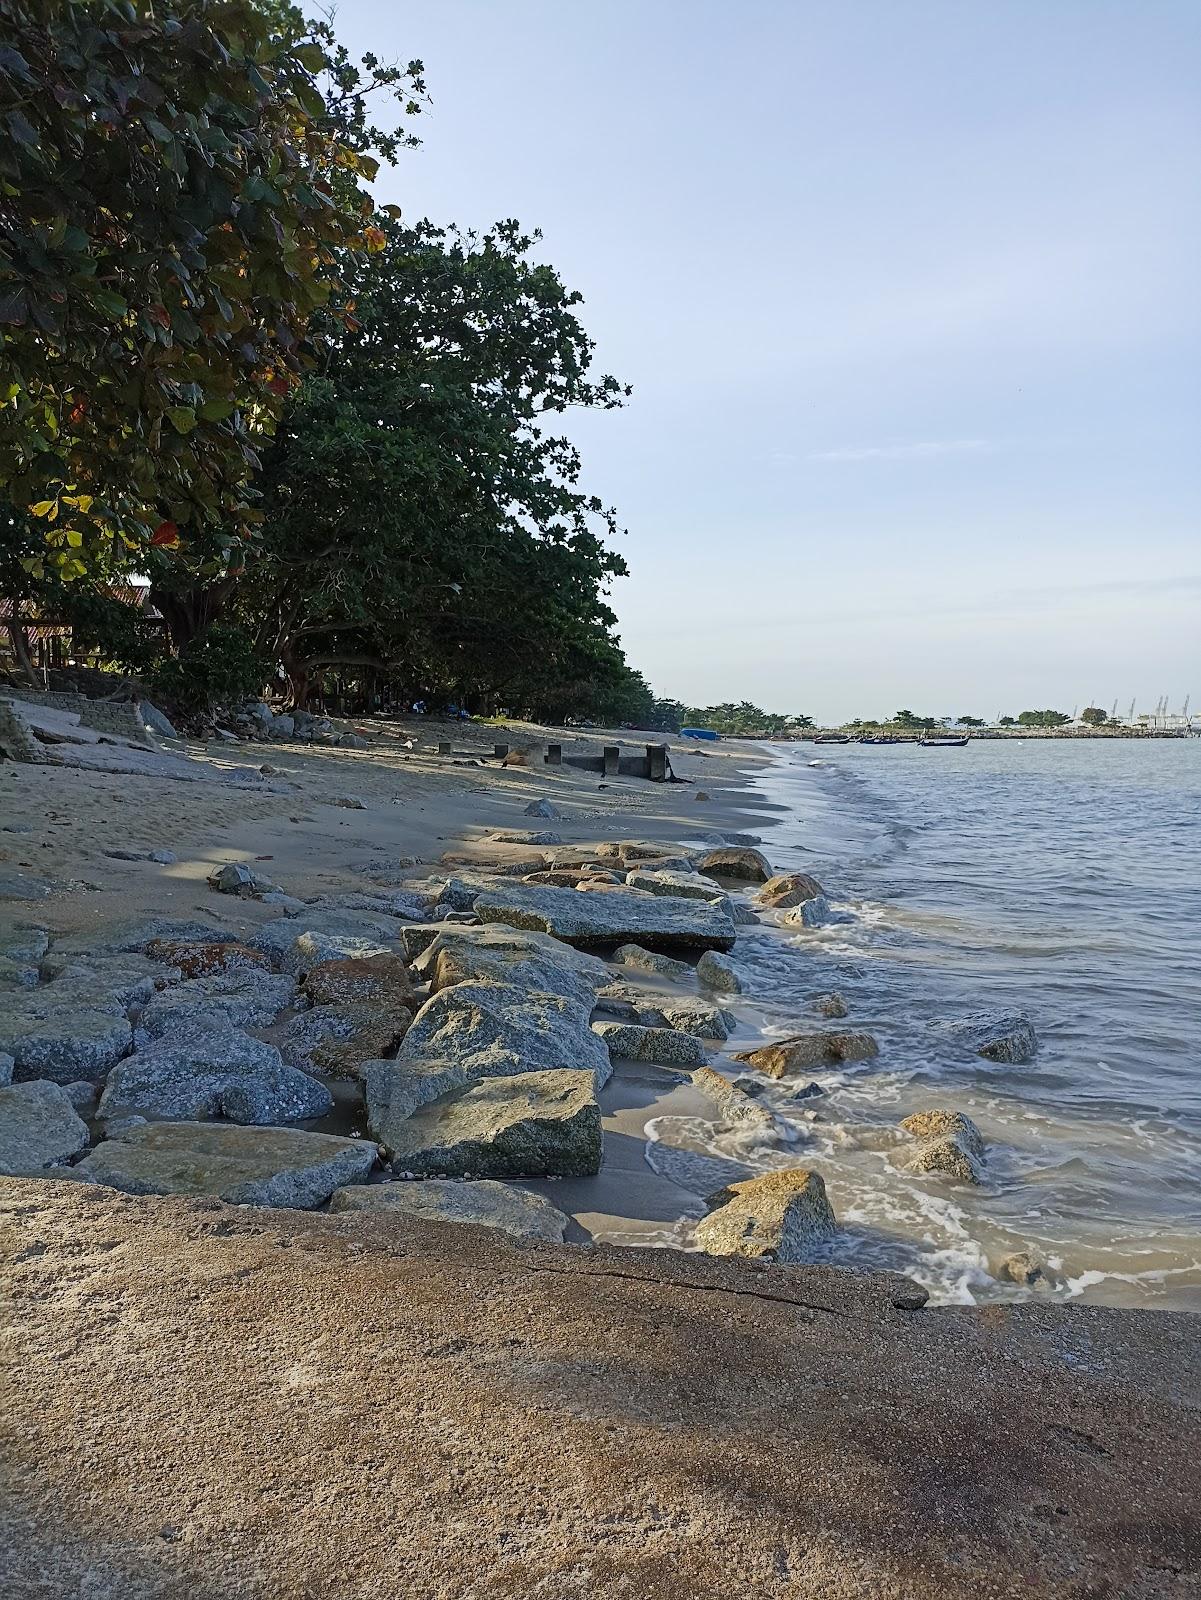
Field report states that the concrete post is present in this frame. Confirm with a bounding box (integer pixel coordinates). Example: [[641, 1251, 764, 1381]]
[[603, 745, 620, 777], [647, 743, 668, 781], [438, 741, 452, 756], [545, 743, 562, 766], [493, 742, 509, 760]]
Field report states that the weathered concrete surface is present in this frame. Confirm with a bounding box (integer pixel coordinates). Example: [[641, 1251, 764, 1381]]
[[1, 1180, 1197, 1600]]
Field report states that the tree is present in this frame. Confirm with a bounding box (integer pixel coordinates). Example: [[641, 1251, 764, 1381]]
[[1017, 709, 1072, 728], [0, 0, 422, 581], [999, 715, 1016, 726], [958, 715, 985, 726], [892, 708, 937, 730], [1080, 706, 1108, 726], [223, 215, 631, 710]]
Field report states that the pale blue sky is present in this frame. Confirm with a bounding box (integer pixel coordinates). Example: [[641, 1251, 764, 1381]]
[[334, 1, 1199, 721]]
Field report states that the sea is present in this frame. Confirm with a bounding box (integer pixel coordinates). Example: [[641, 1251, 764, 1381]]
[[647, 737, 1201, 1309]]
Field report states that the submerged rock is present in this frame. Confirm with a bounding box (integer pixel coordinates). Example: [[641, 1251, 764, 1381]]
[[98, 1032, 332, 1125], [399, 981, 612, 1087], [900, 1110, 987, 1185], [813, 991, 849, 1019], [0, 1080, 90, 1175], [691, 1066, 779, 1134], [694, 1169, 836, 1263], [936, 1011, 1038, 1064], [74, 1121, 377, 1207], [472, 881, 736, 953], [998, 1250, 1053, 1287], [757, 871, 826, 910], [695, 846, 774, 883], [592, 1021, 708, 1067], [624, 869, 730, 907], [900, 1109, 985, 1156], [383, 1069, 602, 1179], [696, 949, 742, 995], [734, 1030, 878, 1078], [329, 1179, 569, 1243]]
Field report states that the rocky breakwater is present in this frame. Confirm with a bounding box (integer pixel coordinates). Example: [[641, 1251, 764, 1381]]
[[0, 831, 855, 1271]]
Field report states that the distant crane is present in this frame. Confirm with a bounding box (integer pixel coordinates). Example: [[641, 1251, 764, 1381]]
[[1110, 698, 1118, 720]]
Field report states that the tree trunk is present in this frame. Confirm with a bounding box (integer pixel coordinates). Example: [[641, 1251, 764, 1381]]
[[7, 622, 42, 687], [149, 580, 235, 652]]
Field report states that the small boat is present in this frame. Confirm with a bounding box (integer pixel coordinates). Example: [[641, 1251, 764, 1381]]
[[680, 727, 720, 741], [813, 733, 851, 745], [919, 735, 970, 747], [858, 735, 900, 745]]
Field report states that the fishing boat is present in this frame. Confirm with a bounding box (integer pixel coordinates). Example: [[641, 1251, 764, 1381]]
[[858, 735, 900, 745], [813, 733, 851, 745], [919, 734, 970, 747]]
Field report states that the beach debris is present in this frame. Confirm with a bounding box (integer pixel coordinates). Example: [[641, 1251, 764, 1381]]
[[936, 1011, 1038, 1064], [73, 1121, 378, 1208], [98, 1031, 332, 1126], [0, 1080, 91, 1175], [612, 943, 694, 983], [900, 1109, 987, 1185], [591, 1020, 708, 1066], [208, 861, 275, 897], [696, 950, 743, 995], [758, 871, 826, 910], [696, 846, 774, 883], [399, 981, 612, 1087], [813, 991, 849, 1018], [694, 1169, 836, 1263], [471, 880, 737, 953], [328, 1178, 570, 1242], [733, 1030, 879, 1078], [378, 1068, 602, 1179], [523, 799, 561, 819], [694, 791, 711, 801], [333, 794, 368, 810]]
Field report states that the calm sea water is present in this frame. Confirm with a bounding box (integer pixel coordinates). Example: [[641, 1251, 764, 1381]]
[[654, 738, 1201, 1309]]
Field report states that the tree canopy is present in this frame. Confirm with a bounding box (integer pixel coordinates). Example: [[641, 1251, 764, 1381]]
[[0, 0, 421, 581], [1017, 709, 1072, 727], [1080, 706, 1108, 726]]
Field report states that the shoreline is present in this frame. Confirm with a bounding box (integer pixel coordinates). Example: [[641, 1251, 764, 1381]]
[[3, 705, 1200, 1595]]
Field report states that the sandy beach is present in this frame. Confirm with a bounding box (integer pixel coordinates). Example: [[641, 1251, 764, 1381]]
[[3, 711, 1199, 1596]]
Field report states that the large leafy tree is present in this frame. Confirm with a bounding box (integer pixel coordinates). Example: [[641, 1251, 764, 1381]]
[[225, 216, 631, 709], [0, 0, 421, 581]]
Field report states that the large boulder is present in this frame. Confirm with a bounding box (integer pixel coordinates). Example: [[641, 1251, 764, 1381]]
[[414, 926, 611, 1007], [900, 1109, 987, 1184], [757, 871, 826, 910], [693, 1169, 836, 1262], [472, 881, 736, 954], [383, 1069, 601, 1179], [0, 1081, 90, 1175], [624, 870, 731, 908], [364, 1059, 476, 1151], [281, 1003, 411, 1080], [144, 939, 272, 980], [695, 846, 774, 883], [0, 992, 132, 1084], [247, 910, 403, 973], [303, 953, 418, 1009], [398, 982, 613, 1087], [696, 950, 742, 995], [733, 1030, 878, 1078], [591, 1021, 708, 1067], [612, 943, 694, 984], [74, 1121, 377, 1207], [133, 971, 298, 1046], [98, 1032, 332, 1125], [36, 951, 175, 1010], [593, 985, 732, 1041], [329, 1179, 569, 1243], [935, 1011, 1038, 1064]]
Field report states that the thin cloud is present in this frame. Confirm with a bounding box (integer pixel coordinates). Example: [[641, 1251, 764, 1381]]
[[808, 439, 995, 463]]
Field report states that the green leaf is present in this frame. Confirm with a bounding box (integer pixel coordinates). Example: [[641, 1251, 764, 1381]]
[[167, 406, 197, 434], [198, 397, 235, 422]]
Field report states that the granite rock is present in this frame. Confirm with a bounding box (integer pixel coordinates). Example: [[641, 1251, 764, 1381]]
[[0, 1080, 90, 1175], [98, 1032, 332, 1125], [399, 982, 612, 1087], [328, 1179, 569, 1242], [592, 1021, 708, 1067], [694, 1169, 836, 1262], [472, 881, 736, 954]]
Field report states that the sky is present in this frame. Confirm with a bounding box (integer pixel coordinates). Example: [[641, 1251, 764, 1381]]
[[332, 0, 1200, 722]]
